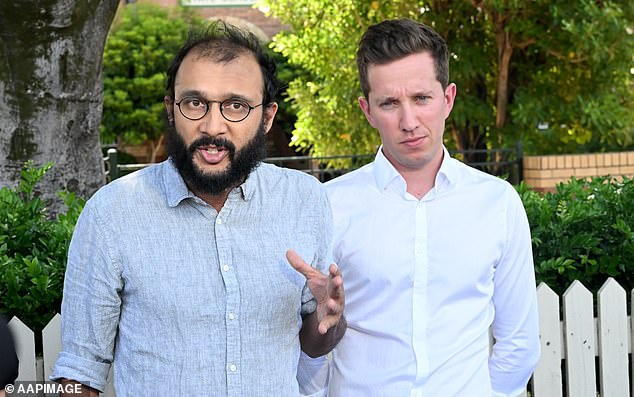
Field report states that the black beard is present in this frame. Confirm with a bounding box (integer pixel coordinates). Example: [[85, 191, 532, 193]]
[[165, 121, 268, 196]]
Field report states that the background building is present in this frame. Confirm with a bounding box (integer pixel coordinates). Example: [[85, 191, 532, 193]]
[[123, 0, 283, 40]]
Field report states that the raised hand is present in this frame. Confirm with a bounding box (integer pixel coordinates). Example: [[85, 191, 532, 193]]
[[286, 249, 344, 335]]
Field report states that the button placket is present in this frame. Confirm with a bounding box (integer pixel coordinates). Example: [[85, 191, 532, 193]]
[[215, 211, 241, 391]]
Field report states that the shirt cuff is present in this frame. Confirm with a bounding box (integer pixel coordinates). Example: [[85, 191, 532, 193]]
[[50, 351, 111, 392], [298, 352, 329, 396]]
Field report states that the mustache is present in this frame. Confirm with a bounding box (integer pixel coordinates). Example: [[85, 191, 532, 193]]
[[187, 136, 236, 156]]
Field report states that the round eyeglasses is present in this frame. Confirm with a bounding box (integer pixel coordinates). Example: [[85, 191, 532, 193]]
[[175, 96, 263, 122]]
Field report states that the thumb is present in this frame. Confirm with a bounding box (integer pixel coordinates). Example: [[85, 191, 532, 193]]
[[286, 249, 318, 280]]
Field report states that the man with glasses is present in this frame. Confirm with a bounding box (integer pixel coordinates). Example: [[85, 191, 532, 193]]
[[52, 22, 345, 397]]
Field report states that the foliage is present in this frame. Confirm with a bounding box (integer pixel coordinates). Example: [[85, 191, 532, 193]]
[[499, 0, 634, 154], [268, 49, 308, 152], [259, 0, 634, 156], [101, 3, 205, 149], [517, 176, 634, 295], [101, 3, 301, 158], [0, 162, 84, 332]]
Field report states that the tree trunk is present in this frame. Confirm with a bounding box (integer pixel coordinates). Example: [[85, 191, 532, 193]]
[[0, 0, 119, 212], [495, 28, 513, 131]]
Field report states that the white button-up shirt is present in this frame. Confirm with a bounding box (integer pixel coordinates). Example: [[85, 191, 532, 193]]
[[322, 147, 540, 397]]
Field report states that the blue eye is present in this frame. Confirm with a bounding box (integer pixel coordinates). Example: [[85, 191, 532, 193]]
[[379, 100, 398, 109], [415, 96, 431, 103]]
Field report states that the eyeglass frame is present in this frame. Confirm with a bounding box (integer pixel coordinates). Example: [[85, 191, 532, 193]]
[[173, 96, 264, 123]]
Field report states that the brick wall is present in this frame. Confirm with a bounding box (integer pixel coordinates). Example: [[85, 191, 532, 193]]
[[523, 151, 634, 191], [121, 0, 285, 38]]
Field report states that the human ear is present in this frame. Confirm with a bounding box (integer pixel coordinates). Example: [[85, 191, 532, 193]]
[[359, 96, 377, 128], [164, 96, 175, 123], [262, 102, 279, 133]]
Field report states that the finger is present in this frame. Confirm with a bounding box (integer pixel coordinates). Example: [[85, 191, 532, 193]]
[[324, 297, 344, 314], [327, 264, 344, 299], [328, 263, 341, 278], [318, 313, 342, 335], [327, 262, 342, 279], [286, 249, 319, 280]]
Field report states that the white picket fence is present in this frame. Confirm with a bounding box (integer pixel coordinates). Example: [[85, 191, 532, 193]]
[[7, 278, 633, 397]]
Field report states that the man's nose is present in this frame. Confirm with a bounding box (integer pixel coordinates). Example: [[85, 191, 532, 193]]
[[399, 103, 419, 132], [198, 102, 228, 136]]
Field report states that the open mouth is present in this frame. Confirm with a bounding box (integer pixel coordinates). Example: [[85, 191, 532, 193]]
[[198, 145, 229, 165]]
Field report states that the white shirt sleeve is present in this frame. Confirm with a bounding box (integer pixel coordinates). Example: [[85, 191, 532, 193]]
[[489, 188, 541, 395], [297, 351, 330, 397]]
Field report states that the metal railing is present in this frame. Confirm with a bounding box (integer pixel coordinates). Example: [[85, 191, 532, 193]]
[[104, 142, 523, 184]]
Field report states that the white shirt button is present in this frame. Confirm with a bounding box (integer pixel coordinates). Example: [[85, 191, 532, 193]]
[[229, 364, 237, 372], [223, 265, 230, 272], [216, 217, 223, 225], [228, 313, 235, 320]]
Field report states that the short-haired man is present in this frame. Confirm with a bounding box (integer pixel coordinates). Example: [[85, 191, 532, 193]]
[[304, 18, 540, 397]]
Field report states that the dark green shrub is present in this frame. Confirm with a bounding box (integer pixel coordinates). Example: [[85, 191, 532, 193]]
[[0, 162, 84, 331], [517, 176, 634, 294]]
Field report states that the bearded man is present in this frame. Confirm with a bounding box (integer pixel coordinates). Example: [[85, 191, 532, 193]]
[[52, 22, 345, 397]]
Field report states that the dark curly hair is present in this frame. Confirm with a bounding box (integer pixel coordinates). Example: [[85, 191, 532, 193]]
[[165, 21, 280, 106]]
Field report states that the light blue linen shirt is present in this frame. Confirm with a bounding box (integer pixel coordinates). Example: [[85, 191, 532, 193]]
[[51, 160, 333, 396]]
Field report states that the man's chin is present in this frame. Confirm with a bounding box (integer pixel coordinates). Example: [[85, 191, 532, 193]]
[[192, 159, 230, 176]]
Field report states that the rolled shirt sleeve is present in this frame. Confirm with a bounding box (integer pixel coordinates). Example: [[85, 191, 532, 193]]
[[51, 203, 122, 392]]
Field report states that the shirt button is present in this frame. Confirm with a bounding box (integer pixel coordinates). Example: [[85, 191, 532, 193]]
[[223, 265, 230, 272], [229, 364, 237, 372], [216, 217, 223, 225], [228, 313, 235, 320]]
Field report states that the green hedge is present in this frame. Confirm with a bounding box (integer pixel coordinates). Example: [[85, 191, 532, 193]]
[[517, 176, 634, 295], [1, 164, 632, 332], [0, 163, 84, 331]]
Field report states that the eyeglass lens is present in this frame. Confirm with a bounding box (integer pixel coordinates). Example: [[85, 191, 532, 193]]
[[177, 97, 258, 122]]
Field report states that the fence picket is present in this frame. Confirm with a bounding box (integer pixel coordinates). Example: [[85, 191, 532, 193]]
[[533, 282, 563, 397], [563, 280, 596, 397], [597, 278, 630, 397], [8, 316, 37, 383], [42, 313, 62, 386]]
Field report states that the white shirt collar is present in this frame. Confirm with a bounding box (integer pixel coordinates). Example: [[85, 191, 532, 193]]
[[372, 145, 460, 199]]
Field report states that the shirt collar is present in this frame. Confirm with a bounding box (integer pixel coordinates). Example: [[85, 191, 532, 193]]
[[372, 146, 460, 197], [162, 159, 194, 207], [162, 159, 258, 207], [239, 164, 258, 201], [436, 146, 460, 190], [373, 147, 404, 192]]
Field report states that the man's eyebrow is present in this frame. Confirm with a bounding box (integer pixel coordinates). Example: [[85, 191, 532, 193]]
[[412, 90, 434, 96], [177, 90, 254, 102], [375, 95, 397, 102], [177, 89, 205, 98]]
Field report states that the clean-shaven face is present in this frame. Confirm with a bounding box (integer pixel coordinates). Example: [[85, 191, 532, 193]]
[[359, 51, 456, 174]]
